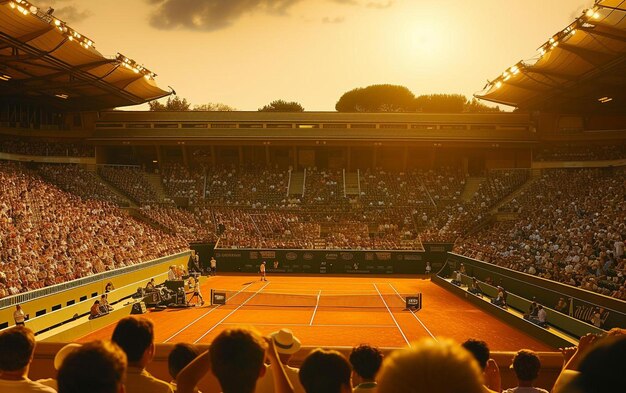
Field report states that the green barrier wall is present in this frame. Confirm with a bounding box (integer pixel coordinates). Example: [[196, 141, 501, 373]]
[[445, 253, 626, 332]]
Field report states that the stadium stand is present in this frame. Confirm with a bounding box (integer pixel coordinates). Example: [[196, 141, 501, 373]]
[[455, 168, 626, 299], [0, 161, 187, 299]]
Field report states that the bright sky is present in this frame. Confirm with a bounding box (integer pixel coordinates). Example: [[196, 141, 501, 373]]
[[44, 0, 592, 111]]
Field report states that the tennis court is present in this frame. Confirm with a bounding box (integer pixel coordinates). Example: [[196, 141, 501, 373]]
[[79, 275, 554, 351]]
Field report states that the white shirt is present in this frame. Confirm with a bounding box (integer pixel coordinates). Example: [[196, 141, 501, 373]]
[[503, 387, 548, 393], [537, 308, 547, 323], [0, 379, 57, 393], [260, 264, 266, 273], [14, 309, 25, 324], [168, 269, 177, 281]]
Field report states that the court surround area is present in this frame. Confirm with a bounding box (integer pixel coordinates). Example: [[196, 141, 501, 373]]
[[79, 274, 553, 351]]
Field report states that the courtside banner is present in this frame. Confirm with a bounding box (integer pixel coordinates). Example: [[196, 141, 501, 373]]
[[406, 294, 422, 310], [211, 290, 226, 305]]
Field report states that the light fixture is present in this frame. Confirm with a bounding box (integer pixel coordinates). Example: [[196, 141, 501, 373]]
[[598, 97, 613, 103], [55, 93, 69, 99], [495, 81, 502, 89], [0, 74, 12, 81]]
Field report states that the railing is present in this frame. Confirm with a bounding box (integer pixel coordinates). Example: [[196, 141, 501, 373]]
[[0, 251, 190, 310]]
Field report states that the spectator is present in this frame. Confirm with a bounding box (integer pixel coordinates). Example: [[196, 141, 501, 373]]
[[111, 316, 173, 393], [462, 339, 501, 393], [57, 340, 127, 393], [167, 343, 201, 392], [176, 327, 294, 393], [554, 298, 568, 314], [377, 338, 484, 393], [90, 300, 103, 320], [256, 329, 305, 393], [168, 266, 178, 281], [100, 294, 113, 312], [469, 277, 483, 296], [105, 282, 115, 293], [0, 326, 57, 393], [13, 304, 28, 326], [503, 349, 548, 393], [491, 286, 507, 308], [299, 349, 352, 393], [349, 344, 383, 393], [555, 334, 626, 393], [531, 305, 547, 328]]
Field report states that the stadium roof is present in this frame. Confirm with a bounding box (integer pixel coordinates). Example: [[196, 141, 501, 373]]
[[477, 0, 626, 114], [0, 0, 171, 111]]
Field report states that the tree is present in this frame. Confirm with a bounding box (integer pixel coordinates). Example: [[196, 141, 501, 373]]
[[258, 99, 304, 112], [414, 94, 467, 113], [148, 96, 190, 111], [335, 84, 416, 112], [193, 102, 236, 111], [464, 98, 501, 113]]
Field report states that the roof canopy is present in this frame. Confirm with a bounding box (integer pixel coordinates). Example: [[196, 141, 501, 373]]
[[0, 0, 170, 111], [477, 0, 626, 114]]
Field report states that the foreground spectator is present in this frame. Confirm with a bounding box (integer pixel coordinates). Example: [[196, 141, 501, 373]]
[[57, 340, 127, 393], [462, 339, 501, 393], [0, 326, 56, 393], [377, 338, 484, 393], [349, 344, 383, 392], [176, 327, 294, 393], [299, 349, 352, 393], [256, 329, 305, 393], [502, 350, 548, 393], [553, 329, 625, 393], [167, 343, 201, 391], [111, 316, 173, 393], [555, 335, 626, 393]]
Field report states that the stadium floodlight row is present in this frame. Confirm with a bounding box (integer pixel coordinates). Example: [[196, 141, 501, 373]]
[[0, 0, 171, 110], [478, 0, 626, 113]]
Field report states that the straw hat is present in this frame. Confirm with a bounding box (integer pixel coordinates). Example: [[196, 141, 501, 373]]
[[269, 329, 301, 355], [54, 343, 82, 370]]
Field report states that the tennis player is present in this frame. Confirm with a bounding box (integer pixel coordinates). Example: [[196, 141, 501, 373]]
[[260, 261, 267, 282]]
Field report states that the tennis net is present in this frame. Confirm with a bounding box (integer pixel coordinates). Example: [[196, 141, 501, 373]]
[[210, 289, 420, 310]]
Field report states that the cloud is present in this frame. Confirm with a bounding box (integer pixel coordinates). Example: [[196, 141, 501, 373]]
[[148, 0, 303, 31], [366, 1, 394, 9], [322, 16, 346, 24], [54, 5, 92, 23]]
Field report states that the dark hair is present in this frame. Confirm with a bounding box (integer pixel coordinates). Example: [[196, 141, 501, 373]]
[[349, 345, 383, 380], [512, 349, 541, 382], [168, 343, 201, 380], [300, 349, 352, 393], [574, 336, 626, 393], [111, 317, 154, 363], [0, 326, 35, 371], [58, 340, 127, 393], [210, 328, 267, 393], [462, 339, 490, 371]]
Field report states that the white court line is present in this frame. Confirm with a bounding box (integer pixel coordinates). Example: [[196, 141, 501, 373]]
[[193, 281, 271, 344], [309, 290, 322, 326], [373, 283, 410, 346], [163, 282, 255, 343], [221, 322, 398, 328], [388, 283, 437, 341]]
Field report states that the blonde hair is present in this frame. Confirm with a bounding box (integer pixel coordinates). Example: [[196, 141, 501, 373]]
[[378, 338, 484, 393]]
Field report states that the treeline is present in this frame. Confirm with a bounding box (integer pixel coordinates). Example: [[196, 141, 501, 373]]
[[335, 85, 499, 113], [148, 85, 498, 113]]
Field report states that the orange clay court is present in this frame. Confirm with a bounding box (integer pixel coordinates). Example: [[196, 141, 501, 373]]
[[79, 274, 554, 352]]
